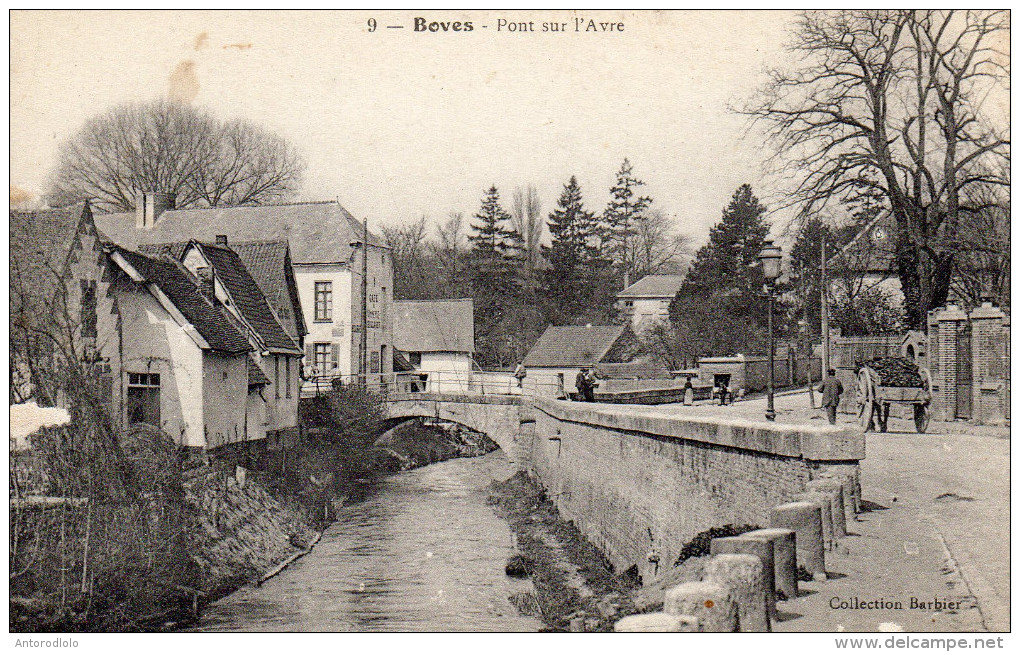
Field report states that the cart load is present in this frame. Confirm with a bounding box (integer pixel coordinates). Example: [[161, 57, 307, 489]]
[[857, 357, 932, 433]]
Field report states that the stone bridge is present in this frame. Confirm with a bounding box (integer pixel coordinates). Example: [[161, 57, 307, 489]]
[[384, 392, 865, 583]]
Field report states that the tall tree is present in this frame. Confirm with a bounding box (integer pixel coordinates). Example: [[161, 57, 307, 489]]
[[510, 185, 545, 293], [746, 10, 1009, 328], [433, 211, 470, 298], [49, 99, 305, 212], [544, 176, 614, 323], [668, 184, 777, 357], [468, 186, 526, 367], [603, 158, 652, 288], [632, 209, 690, 277]]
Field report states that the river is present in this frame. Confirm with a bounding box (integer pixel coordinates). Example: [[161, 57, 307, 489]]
[[194, 450, 542, 632]]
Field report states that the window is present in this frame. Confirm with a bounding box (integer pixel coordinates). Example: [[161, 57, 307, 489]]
[[313, 343, 332, 375], [80, 280, 97, 338], [314, 281, 333, 321], [285, 357, 292, 398], [127, 372, 160, 427], [274, 356, 281, 399], [409, 352, 422, 366]]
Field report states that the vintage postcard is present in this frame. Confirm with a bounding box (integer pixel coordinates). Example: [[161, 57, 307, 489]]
[[8, 8, 1010, 645]]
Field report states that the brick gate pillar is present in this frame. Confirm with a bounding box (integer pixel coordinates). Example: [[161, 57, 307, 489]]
[[932, 304, 968, 421], [969, 301, 1007, 425]]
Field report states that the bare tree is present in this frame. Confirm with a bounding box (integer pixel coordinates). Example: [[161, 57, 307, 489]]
[[382, 217, 433, 300], [433, 211, 468, 293], [49, 100, 305, 212], [746, 10, 1010, 328], [632, 209, 690, 277], [509, 185, 544, 289]]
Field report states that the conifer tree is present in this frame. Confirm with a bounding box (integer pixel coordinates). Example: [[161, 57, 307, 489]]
[[544, 176, 612, 323], [603, 158, 652, 288], [668, 184, 777, 357], [467, 185, 525, 366]]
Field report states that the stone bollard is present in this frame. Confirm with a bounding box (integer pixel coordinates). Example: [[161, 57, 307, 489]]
[[771, 501, 826, 580], [793, 491, 834, 549], [819, 468, 861, 516], [614, 612, 700, 632], [702, 554, 770, 632], [807, 479, 848, 538], [740, 528, 798, 600], [663, 581, 737, 632], [710, 536, 776, 619]]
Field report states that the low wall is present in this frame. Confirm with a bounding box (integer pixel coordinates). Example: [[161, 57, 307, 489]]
[[526, 397, 863, 584]]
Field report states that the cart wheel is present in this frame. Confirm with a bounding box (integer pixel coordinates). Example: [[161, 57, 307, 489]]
[[857, 369, 875, 432], [879, 403, 890, 433], [914, 404, 930, 434]]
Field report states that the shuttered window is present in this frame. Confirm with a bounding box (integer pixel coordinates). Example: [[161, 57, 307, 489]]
[[314, 282, 333, 321]]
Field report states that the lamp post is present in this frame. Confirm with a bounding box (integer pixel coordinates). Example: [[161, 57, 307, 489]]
[[759, 240, 783, 421]]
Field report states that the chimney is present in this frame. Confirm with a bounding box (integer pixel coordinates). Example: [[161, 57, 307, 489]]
[[134, 191, 176, 229], [196, 266, 215, 301], [215, 235, 228, 246]]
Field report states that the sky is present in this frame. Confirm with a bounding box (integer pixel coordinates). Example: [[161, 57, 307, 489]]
[[10, 10, 801, 247]]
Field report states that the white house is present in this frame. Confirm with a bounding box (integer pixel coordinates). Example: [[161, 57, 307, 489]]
[[392, 299, 474, 393], [615, 274, 685, 332], [95, 195, 394, 390], [108, 247, 258, 449]]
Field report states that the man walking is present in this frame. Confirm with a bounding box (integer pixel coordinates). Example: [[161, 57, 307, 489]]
[[821, 369, 844, 425]]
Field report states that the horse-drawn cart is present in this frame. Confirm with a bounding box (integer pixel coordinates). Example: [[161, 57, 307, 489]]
[[856, 361, 932, 433]]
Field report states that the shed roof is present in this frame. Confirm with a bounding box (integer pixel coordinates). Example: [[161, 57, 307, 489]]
[[392, 299, 474, 353], [523, 324, 629, 368], [112, 248, 253, 355], [94, 200, 385, 265], [617, 274, 685, 299]]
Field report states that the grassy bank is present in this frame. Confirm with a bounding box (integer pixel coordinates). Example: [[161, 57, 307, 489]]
[[486, 471, 643, 631]]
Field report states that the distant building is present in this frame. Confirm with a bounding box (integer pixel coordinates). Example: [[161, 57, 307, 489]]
[[615, 274, 685, 332], [95, 195, 394, 387], [392, 299, 474, 393], [522, 324, 660, 396], [828, 212, 903, 304]]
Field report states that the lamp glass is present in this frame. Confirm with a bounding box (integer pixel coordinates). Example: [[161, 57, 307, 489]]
[[759, 243, 782, 281]]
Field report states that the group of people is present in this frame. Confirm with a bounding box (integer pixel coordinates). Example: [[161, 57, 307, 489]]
[[513, 359, 846, 424], [574, 367, 600, 402]]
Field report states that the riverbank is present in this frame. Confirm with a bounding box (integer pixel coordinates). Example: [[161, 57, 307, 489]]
[[182, 419, 500, 627], [486, 471, 646, 631]]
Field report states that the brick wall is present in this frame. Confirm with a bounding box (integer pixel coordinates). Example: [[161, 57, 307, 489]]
[[926, 303, 1009, 425], [528, 398, 863, 584]]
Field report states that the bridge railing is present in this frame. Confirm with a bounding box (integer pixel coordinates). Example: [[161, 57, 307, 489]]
[[300, 370, 563, 399]]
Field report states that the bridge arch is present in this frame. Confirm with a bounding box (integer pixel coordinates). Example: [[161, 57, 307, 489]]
[[383, 393, 532, 467]]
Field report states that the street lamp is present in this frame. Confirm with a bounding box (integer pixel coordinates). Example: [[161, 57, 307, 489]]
[[759, 240, 783, 421]]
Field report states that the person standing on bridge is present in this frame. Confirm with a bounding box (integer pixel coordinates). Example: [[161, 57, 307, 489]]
[[821, 368, 844, 425], [513, 362, 527, 390], [575, 368, 595, 402]]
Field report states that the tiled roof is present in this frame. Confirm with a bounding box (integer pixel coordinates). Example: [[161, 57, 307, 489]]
[[94, 200, 385, 265], [392, 299, 474, 353], [192, 243, 300, 353], [617, 274, 685, 298], [523, 324, 628, 368], [10, 204, 90, 306], [113, 248, 252, 355], [139, 239, 306, 341], [229, 240, 306, 340], [247, 357, 271, 386]]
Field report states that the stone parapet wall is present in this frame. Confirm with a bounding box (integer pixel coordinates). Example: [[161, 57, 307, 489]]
[[527, 398, 863, 584]]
